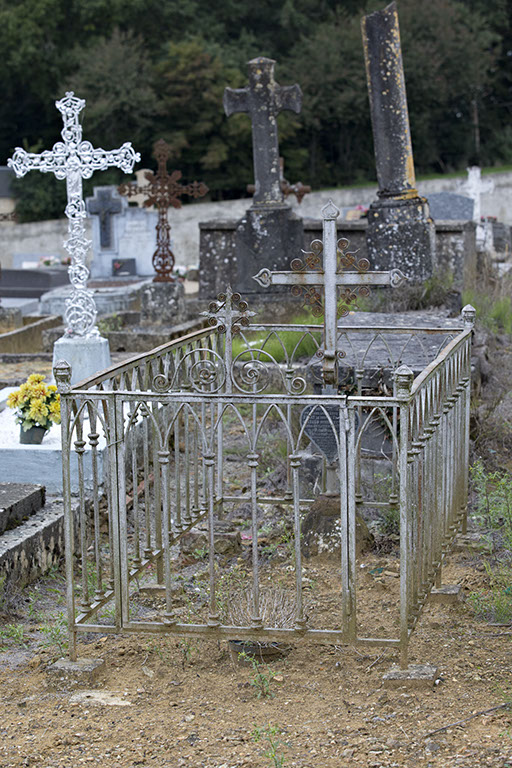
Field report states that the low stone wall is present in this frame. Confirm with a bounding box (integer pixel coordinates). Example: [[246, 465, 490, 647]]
[[0, 314, 62, 354], [199, 218, 477, 299], [1, 168, 510, 272]]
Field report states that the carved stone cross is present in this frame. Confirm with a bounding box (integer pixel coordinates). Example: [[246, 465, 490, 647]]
[[86, 187, 123, 249], [118, 139, 208, 283], [253, 200, 407, 385], [224, 57, 302, 207], [8, 92, 140, 338]]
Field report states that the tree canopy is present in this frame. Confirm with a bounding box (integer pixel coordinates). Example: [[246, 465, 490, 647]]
[[1, 0, 509, 219]]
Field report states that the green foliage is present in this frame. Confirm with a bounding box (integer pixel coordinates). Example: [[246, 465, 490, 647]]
[[2, 0, 507, 215], [40, 611, 68, 658], [0, 623, 28, 650], [232, 310, 322, 364], [467, 561, 512, 623], [468, 460, 512, 623], [239, 651, 276, 698], [97, 313, 124, 335], [470, 459, 512, 550], [463, 288, 512, 335], [253, 723, 286, 768]]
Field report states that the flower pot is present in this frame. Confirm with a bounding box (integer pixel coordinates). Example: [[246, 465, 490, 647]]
[[19, 425, 47, 445], [228, 640, 292, 665]]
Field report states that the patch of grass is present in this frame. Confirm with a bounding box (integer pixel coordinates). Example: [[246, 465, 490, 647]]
[[40, 612, 68, 658], [470, 459, 512, 551], [463, 285, 512, 336], [232, 308, 323, 365], [467, 562, 512, 623], [0, 623, 28, 650]]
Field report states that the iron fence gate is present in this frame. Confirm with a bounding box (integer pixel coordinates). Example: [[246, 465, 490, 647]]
[[57, 302, 473, 668]]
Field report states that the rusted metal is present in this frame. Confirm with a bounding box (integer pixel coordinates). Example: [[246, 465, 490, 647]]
[[247, 158, 311, 204], [118, 139, 208, 283], [0, 211, 17, 223]]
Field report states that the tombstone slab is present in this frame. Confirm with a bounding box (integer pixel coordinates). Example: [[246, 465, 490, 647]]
[[428, 192, 474, 221]]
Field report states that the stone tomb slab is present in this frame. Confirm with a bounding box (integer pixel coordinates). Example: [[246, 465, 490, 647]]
[[428, 192, 474, 222], [0, 391, 107, 494]]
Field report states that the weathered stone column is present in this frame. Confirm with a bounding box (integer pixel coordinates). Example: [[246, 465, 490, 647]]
[[362, 1, 436, 282]]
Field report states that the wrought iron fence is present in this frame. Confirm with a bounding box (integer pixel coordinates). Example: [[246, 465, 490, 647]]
[[56, 306, 474, 668]]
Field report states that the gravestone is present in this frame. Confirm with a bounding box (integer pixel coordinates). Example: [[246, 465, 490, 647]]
[[220, 57, 304, 295], [458, 166, 495, 252], [86, 186, 122, 249], [361, 2, 436, 282], [428, 192, 474, 222], [87, 185, 158, 278], [301, 404, 342, 464]]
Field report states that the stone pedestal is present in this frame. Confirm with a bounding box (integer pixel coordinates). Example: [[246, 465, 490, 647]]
[[139, 280, 186, 327], [234, 205, 304, 294], [53, 334, 111, 386], [366, 197, 437, 283]]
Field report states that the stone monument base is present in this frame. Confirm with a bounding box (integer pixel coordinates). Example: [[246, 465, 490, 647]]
[[140, 280, 186, 327], [366, 197, 436, 283], [53, 334, 111, 386], [234, 204, 304, 295]]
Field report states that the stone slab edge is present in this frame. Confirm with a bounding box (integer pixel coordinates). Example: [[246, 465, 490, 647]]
[[0, 500, 65, 587], [0, 483, 45, 535], [383, 664, 439, 689]]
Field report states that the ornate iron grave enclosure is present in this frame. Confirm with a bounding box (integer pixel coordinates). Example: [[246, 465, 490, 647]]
[[57, 202, 475, 668]]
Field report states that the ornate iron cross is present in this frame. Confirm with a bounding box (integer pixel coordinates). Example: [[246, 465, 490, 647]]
[[253, 200, 407, 385], [118, 139, 208, 283], [8, 92, 140, 338], [224, 57, 302, 207]]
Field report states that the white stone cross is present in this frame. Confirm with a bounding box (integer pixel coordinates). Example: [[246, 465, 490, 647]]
[[458, 165, 494, 224], [8, 92, 140, 338], [253, 200, 407, 385]]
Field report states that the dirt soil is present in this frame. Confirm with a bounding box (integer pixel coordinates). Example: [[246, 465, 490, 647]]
[[0, 330, 512, 768]]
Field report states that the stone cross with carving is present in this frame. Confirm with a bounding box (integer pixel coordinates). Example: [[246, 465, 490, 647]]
[[86, 187, 123, 249], [8, 92, 140, 337], [224, 57, 302, 207], [253, 200, 407, 385], [118, 139, 208, 283]]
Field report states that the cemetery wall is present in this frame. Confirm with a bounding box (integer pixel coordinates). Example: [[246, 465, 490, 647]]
[[0, 169, 511, 271]]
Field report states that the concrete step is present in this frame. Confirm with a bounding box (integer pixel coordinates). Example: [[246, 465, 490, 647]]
[[0, 482, 45, 535]]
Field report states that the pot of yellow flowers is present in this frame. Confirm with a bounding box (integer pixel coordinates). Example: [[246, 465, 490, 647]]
[[7, 374, 61, 444]]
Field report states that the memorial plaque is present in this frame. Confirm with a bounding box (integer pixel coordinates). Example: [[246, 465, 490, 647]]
[[301, 404, 341, 463], [112, 258, 136, 276]]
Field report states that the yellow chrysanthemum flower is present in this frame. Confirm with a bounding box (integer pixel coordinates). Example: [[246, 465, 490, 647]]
[[27, 374, 45, 384], [30, 384, 47, 400], [47, 384, 57, 393], [28, 399, 49, 423], [7, 391, 21, 409]]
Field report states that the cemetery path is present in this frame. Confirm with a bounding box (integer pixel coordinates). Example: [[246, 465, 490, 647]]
[[0, 554, 511, 768]]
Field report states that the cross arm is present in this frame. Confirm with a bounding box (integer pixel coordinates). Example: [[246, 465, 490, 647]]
[[253, 267, 407, 288], [80, 143, 140, 179], [223, 87, 249, 117], [8, 146, 65, 178], [277, 84, 303, 114]]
